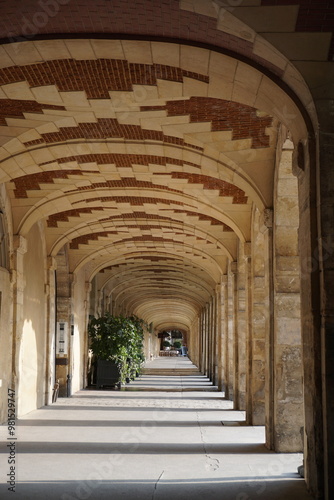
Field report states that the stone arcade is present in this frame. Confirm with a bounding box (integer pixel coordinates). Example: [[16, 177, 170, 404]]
[[0, 1, 333, 499]]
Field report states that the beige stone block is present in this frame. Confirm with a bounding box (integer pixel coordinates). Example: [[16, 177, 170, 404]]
[[253, 35, 287, 71], [157, 80, 183, 99], [91, 39, 125, 60], [208, 76, 233, 100], [276, 197, 299, 226], [277, 178, 298, 198], [182, 77, 208, 98], [275, 275, 300, 294], [4, 42, 43, 66], [106, 142, 127, 155], [275, 226, 298, 253], [31, 85, 63, 105], [234, 62, 262, 95], [132, 85, 159, 103], [217, 9, 255, 43], [60, 91, 89, 107], [283, 62, 315, 110], [121, 40, 152, 65], [36, 122, 59, 134], [151, 42, 180, 67], [275, 292, 300, 315], [180, 45, 210, 75], [276, 255, 300, 273], [2, 81, 35, 101], [65, 40, 96, 60], [14, 151, 35, 169], [34, 40, 71, 60], [3, 138, 25, 155], [262, 32, 332, 62], [209, 51, 237, 78], [0, 124, 30, 136], [49, 144, 73, 160], [180, 0, 218, 18], [162, 121, 211, 138], [233, 6, 299, 33], [231, 81, 257, 107], [0, 46, 15, 68], [18, 129, 41, 144], [255, 77, 306, 139]]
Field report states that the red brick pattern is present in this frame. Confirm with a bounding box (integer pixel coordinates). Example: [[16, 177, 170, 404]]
[[47, 207, 105, 227], [157, 172, 248, 204], [0, 59, 208, 99], [70, 231, 118, 249], [23, 118, 203, 151], [82, 196, 191, 208], [66, 178, 183, 195], [39, 153, 200, 170], [70, 229, 207, 249], [13, 169, 93, 198], [0, 99, 65, 125], [47, 209, 233, 231], [142, 98, 273, 149]]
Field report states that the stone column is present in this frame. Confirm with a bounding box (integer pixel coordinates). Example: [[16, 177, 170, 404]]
[[83, 281, 92, 389], [11, 235, 27, 395], [227, 261, 237, 402], [263, 208, 275, 450], [44, 257, 57, 405], [220, 275, 228, 395], [216, 282, 222, 391], [273, 140, 303, 452], [250, 207, 267, 425], [236, 242, 251, 412]]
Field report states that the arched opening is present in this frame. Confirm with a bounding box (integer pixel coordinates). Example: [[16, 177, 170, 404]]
[[0, 0, 331, 495]]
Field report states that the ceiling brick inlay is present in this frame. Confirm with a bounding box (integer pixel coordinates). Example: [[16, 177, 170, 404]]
[[70, 231, 118, 249], [23, 118, 203, 151], [66, 178, 183, 196], [0, 99, 65, 126], [82, 196, 190, 207], [13, 169, 94, 198], [157, 172, 248, 204], [47, 208, 105, 227], [40, 153, 200, 169], [141, 98, 273, 148], [0, 60, 209, 99], [46, 210, 232, 231], [70, 230, 206, 249], [98, 212, 232, 230]]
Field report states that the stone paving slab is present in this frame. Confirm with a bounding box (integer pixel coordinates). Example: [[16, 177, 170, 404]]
[[0, 358, 314, 500]]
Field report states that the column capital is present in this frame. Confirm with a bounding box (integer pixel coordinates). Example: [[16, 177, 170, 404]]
[[221, 274, 228, 285], [13, 234, 27, 255], [263, 208, 273, 229], [47, 256, 57, 271], [230, 261, 238, 274]]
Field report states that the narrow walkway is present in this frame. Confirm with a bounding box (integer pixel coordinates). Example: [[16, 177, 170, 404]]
[[0, 357, 313, 499]]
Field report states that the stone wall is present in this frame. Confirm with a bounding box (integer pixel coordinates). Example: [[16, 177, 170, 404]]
[[18, 222, 47, 417]]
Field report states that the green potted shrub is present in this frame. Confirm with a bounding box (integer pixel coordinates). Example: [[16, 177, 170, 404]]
[[88, 313, 145, 389]]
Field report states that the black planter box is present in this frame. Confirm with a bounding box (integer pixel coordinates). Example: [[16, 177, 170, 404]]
[[96, 360, 121, 389]]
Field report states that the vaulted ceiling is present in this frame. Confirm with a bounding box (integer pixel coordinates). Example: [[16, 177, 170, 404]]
[[0, 0, 330, 331]]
